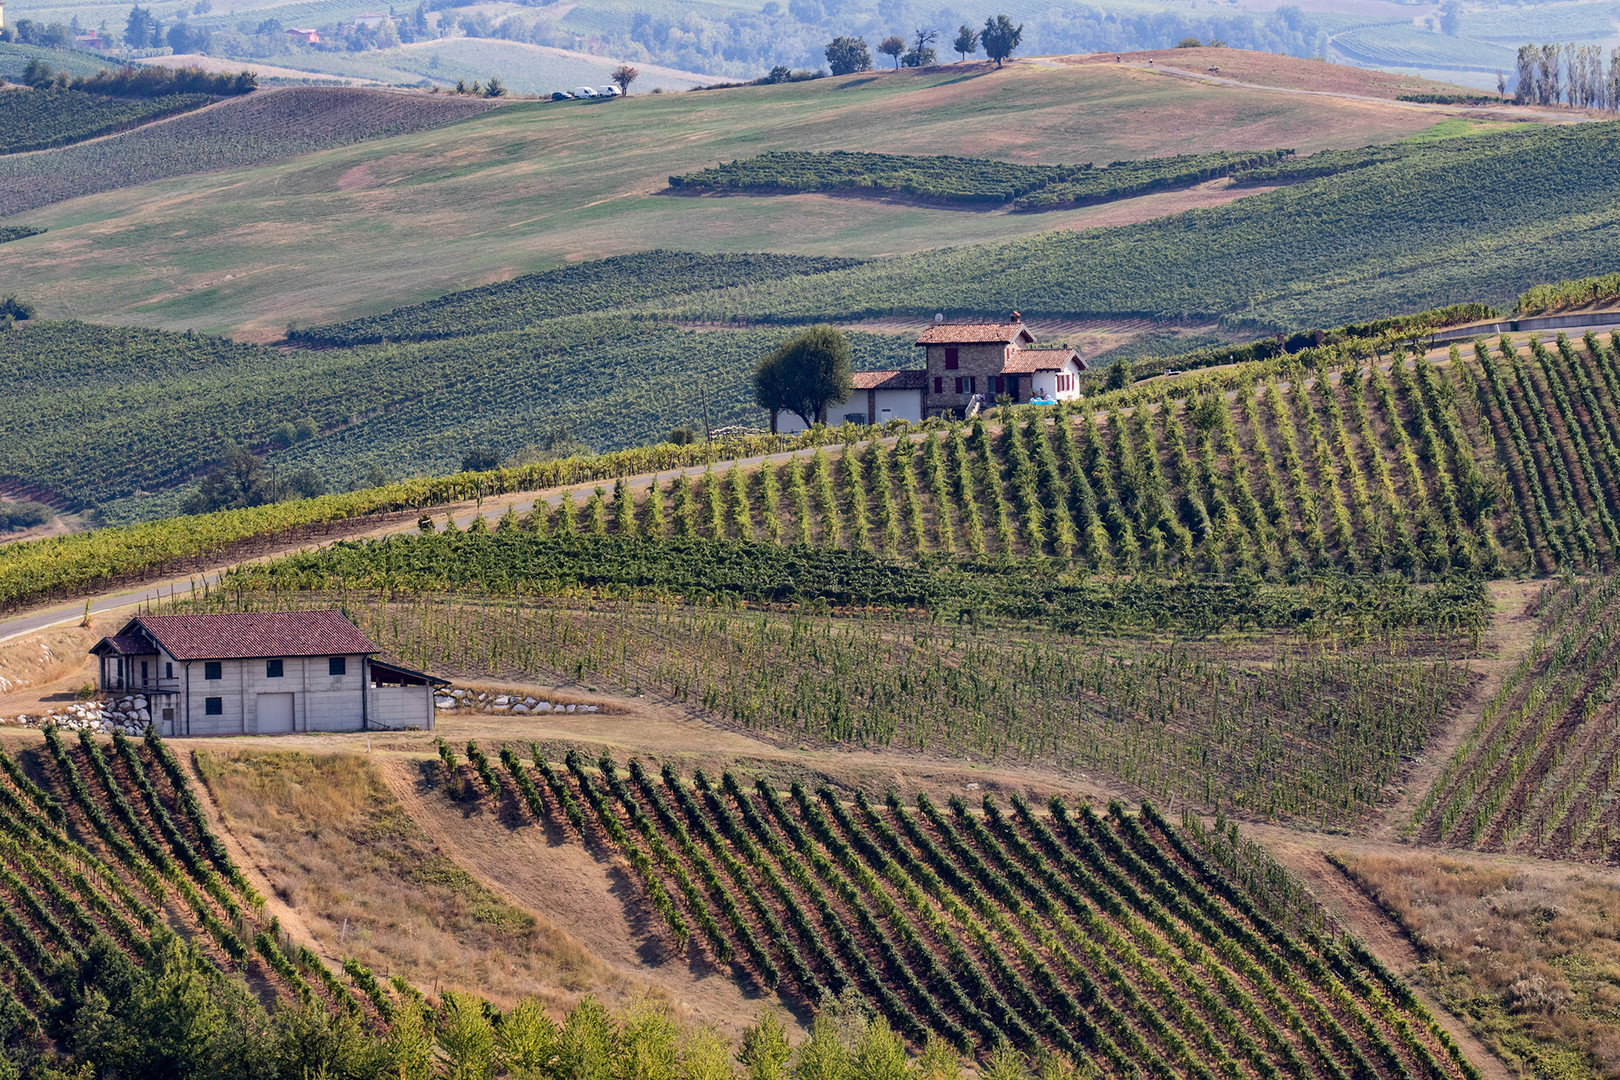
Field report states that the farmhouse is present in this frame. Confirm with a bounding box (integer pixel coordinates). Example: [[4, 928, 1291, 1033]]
[[285, 27, 320, 43], [88, 611, 443, 737], [918, 314, 1085, 418], [770, 314, 1086, 431]]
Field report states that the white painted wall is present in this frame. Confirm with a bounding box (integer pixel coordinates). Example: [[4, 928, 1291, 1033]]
[[1030, 361, 1084, 403]]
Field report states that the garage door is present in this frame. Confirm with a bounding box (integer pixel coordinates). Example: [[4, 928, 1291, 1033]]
[[256, 693, 295, 734]]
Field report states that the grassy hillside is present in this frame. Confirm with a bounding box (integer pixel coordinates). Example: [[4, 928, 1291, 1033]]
[[0, 87, 499, 219], [0, 60, 1478, 337], [657, 121, 1620, 330]]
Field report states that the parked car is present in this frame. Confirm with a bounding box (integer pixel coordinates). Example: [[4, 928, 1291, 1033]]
[[551, 91, 573, 100], [597, 85, 621, 97], [572, 86, 598, 97]]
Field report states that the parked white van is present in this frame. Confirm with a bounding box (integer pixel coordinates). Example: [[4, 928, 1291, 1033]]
[[572, 86, 598, 97], [598, 85, 622, 97]]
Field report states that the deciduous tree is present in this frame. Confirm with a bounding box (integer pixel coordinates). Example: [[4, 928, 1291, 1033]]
[[824, 36, 872, 75], [952, 24, 978, 60], [878, 35, 905, 68], [754, 325, 853, 429], [981, 14, 1022, 66], [612, 64, 639, 94]]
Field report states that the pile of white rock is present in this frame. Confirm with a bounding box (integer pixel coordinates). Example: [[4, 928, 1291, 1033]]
[[434, 688, 599, 715], [0, 697, 151, 735]]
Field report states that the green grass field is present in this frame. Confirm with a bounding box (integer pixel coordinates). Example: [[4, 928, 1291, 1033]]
[[0, 61, 1467, 338]]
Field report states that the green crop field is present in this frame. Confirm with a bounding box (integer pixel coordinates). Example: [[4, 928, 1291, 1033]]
[[0, 62, 1471, 338], [0, 42, 112, 82]]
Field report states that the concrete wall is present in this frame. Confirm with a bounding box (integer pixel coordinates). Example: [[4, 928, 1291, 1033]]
[[181, 654, 367, 736], [370, 685, 434, 730]]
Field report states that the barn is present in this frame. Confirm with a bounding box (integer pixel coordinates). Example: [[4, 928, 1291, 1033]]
[[88, 611, 443, 736]]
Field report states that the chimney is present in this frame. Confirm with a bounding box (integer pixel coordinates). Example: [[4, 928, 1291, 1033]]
[[1010, 311, 1021, 323]]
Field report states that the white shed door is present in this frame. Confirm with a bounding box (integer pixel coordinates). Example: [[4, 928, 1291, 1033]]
[[257, 693, 295, 734]]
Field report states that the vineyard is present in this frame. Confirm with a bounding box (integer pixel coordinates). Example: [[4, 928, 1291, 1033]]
[[667, 149, 1291, 210], [650, 122, 1620, 331], [0, 316, 911, 509], [9, 328, 1620, 611], [432, 748, 1482, 1077], [206, 332, 1620, 579], [0, 728, 412, 1049], [1409, 574, 1620, 863], [0, 419, 880, 609], [286, 252, 865, 347], [0, 88, 215, 154], [183, 574, 1479, 823], [0, 87, 500, 217]]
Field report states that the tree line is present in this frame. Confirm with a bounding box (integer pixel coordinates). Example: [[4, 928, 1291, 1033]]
[[824, 15, 1022, 75], [16, 58, 256, 97], [1513, 42, 1620, 109]]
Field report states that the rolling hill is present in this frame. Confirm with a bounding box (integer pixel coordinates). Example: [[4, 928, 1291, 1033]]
[[0, 56, 1520, 338]]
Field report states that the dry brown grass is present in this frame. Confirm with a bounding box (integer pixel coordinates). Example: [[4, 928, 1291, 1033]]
[[195, 747, 610, 1010], [0, 623, 99, 711], [1337, 851, 1620, 1079]]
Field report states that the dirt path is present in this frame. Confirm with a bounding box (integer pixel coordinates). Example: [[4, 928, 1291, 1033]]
[[1371, 579, 1544, 840], [1260, 838, 1514, 1080], [373, 755, 782, 1035]]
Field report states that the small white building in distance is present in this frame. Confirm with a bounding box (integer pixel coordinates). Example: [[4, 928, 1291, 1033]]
[[89, 610, 444, 736]]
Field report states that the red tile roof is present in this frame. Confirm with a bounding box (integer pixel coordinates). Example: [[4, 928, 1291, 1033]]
[[915, 321, 1036, 346], [1001, 347, 1084, 374], [90, 632, 156, 657], [126, 611, 379, 660], [850, 369, 927, 390]]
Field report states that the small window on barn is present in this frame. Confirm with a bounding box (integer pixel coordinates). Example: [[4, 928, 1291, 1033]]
[[165, 662, 174, 679], [205, 662, 222, 681], [329, 657, 347, 676], [205, 697, 223, 716], [267, 658, 284, 678], [944, 348, 959, 370]]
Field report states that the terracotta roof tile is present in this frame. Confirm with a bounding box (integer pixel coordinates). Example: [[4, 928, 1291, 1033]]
[[90, 632, 156, 657], [915, 321, 1036, 345], [128, 611, 379, 661], [1001, 347, 1084, 374], [850, 369, 927, 390]]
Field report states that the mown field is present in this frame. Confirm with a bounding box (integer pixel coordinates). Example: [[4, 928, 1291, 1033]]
[[0, 60, 1476, 337], [0, 86, 500, 218]]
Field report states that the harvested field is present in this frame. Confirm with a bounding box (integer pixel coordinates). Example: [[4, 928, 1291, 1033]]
[[1057, 48, 1485, 101]]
